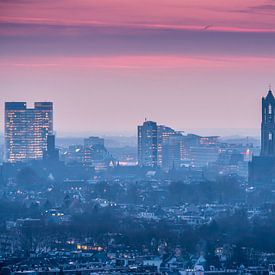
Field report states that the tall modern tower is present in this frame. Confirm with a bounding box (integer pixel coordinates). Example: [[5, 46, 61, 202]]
[[138, 120, 158, 167], [5, 102, 53, 162], [261, 89, 275, 157]]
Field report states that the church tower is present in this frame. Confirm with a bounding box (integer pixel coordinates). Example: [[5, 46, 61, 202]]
[[249, 88, 275, 186], [261, 89, 275, 156]]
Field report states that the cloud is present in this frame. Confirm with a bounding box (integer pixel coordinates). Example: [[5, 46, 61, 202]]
[[1, 0, 275, 59], [2, 55, 275, 72], [1, 0, 275, 33], [250, 4, 275, 11], [1, 21, 275, 59], [233, 3, 275, 16]]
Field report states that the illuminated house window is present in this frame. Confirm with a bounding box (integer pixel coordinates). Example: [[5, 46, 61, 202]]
[[269, 132, 273, 141]]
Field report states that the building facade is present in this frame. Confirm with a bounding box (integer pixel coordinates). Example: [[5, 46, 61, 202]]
[[249, 89, 275, 185], [43, 134, 59, 162], [161, 134, 185, 170], [157, 125, 177, 167], [138, 121, 158, 167], [261, 90, 275, 156], [138, 120, 220, 170], [83, 136, 111, 171], [5, 102, 53, 162]]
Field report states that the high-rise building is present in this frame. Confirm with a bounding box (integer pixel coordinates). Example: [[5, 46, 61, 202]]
[[249, 89, 275, 185], [261, 90, 275, 156], [138, 121, 220, 170], [162, 134, 185, 170], [157, 125, 177, 167], [138, 120, 158, 167], [157, 125, 187, 170], [5, 102, 53, 162]]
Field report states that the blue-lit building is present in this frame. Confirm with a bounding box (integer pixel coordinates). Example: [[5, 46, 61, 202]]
[[138, 120, 158, 167]]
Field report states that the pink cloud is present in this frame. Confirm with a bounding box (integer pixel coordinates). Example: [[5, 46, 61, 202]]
[[2, 55, 275, 72], [1, 0, 275, 35]]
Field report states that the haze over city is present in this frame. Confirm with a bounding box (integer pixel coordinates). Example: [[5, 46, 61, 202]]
[[2, 0, 275, 135], [3, 1, 275, 274]]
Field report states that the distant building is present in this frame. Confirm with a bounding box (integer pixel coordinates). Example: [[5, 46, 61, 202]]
[[138, 120, 221, 169], [188, 146, 220, 167], [157, 125, 177, 167], [5, 102, 53, 162], [138, 120, 158, 167], [84, 136, 104, 148], [162, 133, 185, 171], [62, 145, 84, 163], [249, 89, 275, 185], [83, 136, 111, 171], [43, 134, 59, 162], [261, 90, 275, 156], [180, 134, 220, 168]]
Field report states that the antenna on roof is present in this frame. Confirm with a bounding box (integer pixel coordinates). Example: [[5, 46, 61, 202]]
[[269, 84, 272, 91]]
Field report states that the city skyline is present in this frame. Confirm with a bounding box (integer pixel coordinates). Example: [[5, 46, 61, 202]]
[[2, 2, 275, 271], [0, 101, 265, 137], [2, 0, 275, 134], [0, 107, 267, 138]]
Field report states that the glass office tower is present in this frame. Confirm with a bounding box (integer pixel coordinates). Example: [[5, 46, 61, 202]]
[[5, 102, 53, 162]]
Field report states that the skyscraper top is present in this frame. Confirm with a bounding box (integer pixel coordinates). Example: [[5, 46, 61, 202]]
[[142, 120, 157, 126], [5, 102, 27, 110], [5, 102, 53, 110], [35, 102, 53, 110]]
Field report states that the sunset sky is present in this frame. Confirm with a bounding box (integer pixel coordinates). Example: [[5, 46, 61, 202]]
[[1, 0, 275, 136]]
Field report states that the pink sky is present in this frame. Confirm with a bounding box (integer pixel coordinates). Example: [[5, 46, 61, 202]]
[[2, 0, 275, 31], [1, 0, 275, 135]]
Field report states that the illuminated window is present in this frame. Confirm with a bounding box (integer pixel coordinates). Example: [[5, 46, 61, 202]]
[[269, 104, 272, 114], [269, 132, 273, 140]]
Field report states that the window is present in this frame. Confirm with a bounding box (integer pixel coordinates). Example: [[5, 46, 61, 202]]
[[269, 132, 273, 141], [269, 104, 272, 114]]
